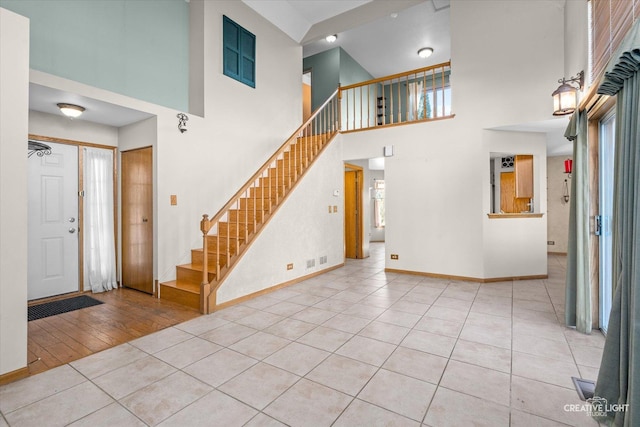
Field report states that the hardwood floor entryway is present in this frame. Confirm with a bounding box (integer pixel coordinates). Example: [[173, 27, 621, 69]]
[[27, 289, 199, 375]]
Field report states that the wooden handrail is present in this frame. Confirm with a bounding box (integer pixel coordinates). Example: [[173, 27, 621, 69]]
[[339, 61, 451, 91]]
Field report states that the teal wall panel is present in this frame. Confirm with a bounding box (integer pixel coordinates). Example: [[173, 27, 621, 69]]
[[303, 48, 340, 112], [339, 48, 373, 87], [0, 0, 189, 112], [303, 47, 373, 112]]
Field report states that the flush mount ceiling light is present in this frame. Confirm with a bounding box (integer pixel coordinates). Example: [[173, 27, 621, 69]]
[[417, 47, 434, 58], [325, 34, 337, 43], [57, 103, 85, 118], [552, 71, 584, 116]]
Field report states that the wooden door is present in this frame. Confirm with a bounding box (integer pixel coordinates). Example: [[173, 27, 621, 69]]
[[500, 172, 530, 213], [27, 142, 79, 300], [121, 147, 153, 294], [344, 167, 363, 259]]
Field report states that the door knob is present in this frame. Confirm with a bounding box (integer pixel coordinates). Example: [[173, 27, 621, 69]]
[[69, 228, 76, 234], [142, 218, 148, 223], [69, 217, 76, 223]]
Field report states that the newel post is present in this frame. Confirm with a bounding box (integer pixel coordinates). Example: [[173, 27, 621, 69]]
[[200, 214, 211, 313]]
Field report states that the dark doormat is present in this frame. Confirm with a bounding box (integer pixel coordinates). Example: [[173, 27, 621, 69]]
[[28, 295, 104, 321]]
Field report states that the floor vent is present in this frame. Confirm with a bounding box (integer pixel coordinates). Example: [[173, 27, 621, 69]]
[[572, 377, 596, 401]]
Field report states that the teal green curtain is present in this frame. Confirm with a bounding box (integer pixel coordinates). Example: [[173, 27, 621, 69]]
[[593, 21, 640, 427], [564, 109, 592, 334]]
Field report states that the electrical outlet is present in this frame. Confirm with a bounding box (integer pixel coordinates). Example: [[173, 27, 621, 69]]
[[547, 241, 555, 245], [328, 206, 332, 213], [390, 254, 399, 260], [319, 255, 327, 265], [287, 263, 294, 270], [333, 205, 338, 213], [306, 259, 315, 268]]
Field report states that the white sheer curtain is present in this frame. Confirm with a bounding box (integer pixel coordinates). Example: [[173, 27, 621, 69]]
[[83, 147, 117, 293], [407, 81, 424, 121]]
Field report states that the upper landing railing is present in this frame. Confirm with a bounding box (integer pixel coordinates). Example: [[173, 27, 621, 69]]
[[339, 61, 453, 132]]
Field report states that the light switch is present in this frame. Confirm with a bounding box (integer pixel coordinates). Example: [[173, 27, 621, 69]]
[[170, 195, 177, 205], [333, 206, 338, 213]]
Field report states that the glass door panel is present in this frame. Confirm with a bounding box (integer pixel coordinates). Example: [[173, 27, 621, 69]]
[[599, 113, 615, 333]]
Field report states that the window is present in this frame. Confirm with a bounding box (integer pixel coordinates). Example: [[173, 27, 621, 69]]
[[490, 153, 535, 214], [223, 16, 255, 88]]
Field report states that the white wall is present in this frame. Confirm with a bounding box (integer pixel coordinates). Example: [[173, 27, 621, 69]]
[[218, 138, 344, 304], [342, 0, 564, 279], [482, 130, 548, 278], [21, 0, 303, 285], [0, 8, 29, 376], [29, 110, 119, 147], [156, 0, 302, 282], [564, 0, 589, 85]]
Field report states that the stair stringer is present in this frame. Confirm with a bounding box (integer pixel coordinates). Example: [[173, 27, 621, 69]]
[[206, 132, 342, 311]]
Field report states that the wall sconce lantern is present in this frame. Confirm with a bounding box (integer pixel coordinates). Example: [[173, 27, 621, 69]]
[[177, 113, 188, 133], [562, 158, 572, 203], [552, 71, 584, 116]]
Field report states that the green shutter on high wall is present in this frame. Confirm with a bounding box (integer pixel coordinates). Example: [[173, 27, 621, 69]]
[[223, 15, 255, 88]]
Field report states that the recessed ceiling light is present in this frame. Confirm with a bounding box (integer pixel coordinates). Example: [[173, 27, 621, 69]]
[[57, 103, 85, 118], [417, 47, 434, 58], [390, 12, 398, 18], [325, 34, 337, 43]]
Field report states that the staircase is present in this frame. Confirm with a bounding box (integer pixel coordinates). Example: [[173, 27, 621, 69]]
[[159, 90, 340, 313]]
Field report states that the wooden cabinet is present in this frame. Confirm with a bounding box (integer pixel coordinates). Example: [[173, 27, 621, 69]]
[[499, 155, 533, 213], [514, 154, 533, 198]]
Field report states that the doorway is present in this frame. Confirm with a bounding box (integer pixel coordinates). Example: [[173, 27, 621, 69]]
[[121, 146, 154, 294], [344, 164, 364, 259], [303, 70, 312, 122], [27, 141, 80, 300]]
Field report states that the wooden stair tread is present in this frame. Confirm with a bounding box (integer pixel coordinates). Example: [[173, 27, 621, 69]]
[[177, 263, 206, 272], [160, 280, 200, 293]]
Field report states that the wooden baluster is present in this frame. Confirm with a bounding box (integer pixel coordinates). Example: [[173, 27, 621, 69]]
[[200, 214, 210, 286], [216, 224, 220, 277], [272, 162, 276, 208]]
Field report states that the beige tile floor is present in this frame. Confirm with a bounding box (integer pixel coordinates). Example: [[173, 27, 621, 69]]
[[0, 244, 607, 426]]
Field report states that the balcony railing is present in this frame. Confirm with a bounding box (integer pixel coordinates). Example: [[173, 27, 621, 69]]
[[339, 61, 452, 132]]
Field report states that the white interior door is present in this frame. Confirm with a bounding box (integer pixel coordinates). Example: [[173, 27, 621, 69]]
[[28, 142, 79, 300]]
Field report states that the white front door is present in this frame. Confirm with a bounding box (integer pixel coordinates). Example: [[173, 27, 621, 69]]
[[28, 142, 79, 300]]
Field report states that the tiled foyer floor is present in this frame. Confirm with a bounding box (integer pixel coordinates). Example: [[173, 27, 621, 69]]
[[1, 244, 606, 426]]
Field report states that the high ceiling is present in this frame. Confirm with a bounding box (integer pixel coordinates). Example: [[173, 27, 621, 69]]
[[243, 0, 451, 78]]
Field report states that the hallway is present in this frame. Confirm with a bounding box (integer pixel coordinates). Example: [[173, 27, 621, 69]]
[[1, 244, 605, 426]]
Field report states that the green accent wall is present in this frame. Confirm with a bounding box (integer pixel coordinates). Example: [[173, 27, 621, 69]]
[[303, 48, 340, 112], [0, 0, 189, 112], [339, 48, 373, 87], [303, 47, 373, 112]]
